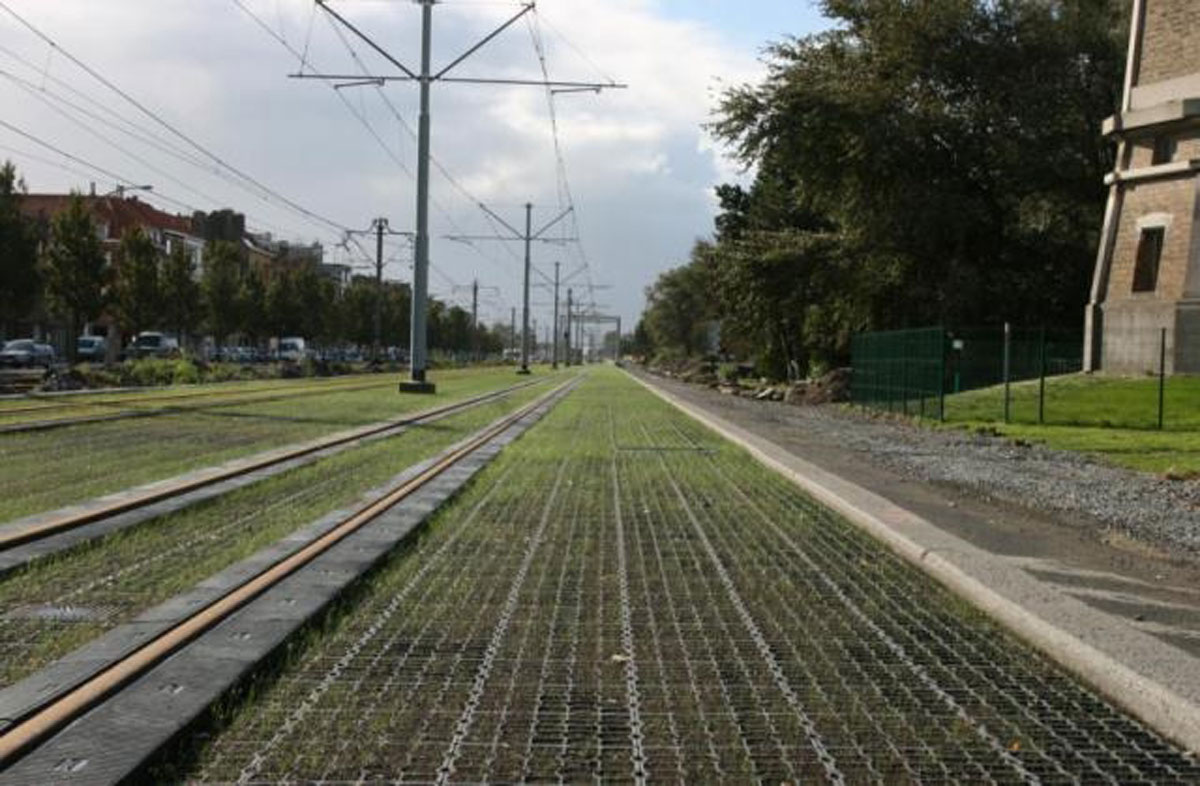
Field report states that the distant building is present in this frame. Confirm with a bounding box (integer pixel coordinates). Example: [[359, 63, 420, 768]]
[[23, 190, 204, 272], [1086, 0, 1200, 373], [319, 263, 353, 292]]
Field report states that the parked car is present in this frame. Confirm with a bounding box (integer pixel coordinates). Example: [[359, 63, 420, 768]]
[[0, 339, 55, 368], [76, 335, 107, 362], [130, 332, 180, 359]]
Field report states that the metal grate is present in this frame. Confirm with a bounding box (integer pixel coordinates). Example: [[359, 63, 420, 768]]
[[182, 376, 1200, 784]]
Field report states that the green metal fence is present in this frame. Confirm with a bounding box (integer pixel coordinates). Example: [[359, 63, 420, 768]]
[[850, 327, 947, 419], [851, 325, 1084, 423]]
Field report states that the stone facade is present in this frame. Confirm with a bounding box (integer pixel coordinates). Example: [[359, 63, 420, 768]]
[[1086, 0, 1200, 374]]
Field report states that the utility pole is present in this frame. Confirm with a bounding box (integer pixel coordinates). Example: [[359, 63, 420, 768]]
[[374, 218, 385, 363], [519, 203, 533, 374], [343, 218, 410, 365], [510, 307, 517, 358], [299, 2, 624, 393], [552, 262, 560, 369], [565, 288, 573, 367], [447, 202, 573, 376]]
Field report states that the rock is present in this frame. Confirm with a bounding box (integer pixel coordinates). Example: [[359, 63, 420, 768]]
[[804, 367, 852, 405]]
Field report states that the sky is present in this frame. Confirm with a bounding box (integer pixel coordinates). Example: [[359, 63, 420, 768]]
[[0, 0, 832, 338]]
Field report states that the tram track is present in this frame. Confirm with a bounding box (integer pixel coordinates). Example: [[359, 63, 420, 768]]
[[0, 375, 579, 780], [0, 376, 401, 435], [0, 377, 545, 564]]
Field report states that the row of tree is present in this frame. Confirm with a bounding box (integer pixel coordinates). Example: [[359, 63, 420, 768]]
[[0, 164, 509, 362], [636, 0, 1128, 379]]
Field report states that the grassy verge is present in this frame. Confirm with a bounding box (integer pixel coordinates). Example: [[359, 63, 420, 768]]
[[0, 367, 558, 522], [938, 373, 1200, 474]]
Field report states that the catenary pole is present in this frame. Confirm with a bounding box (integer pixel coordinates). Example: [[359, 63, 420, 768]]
[[403, 0, 435, 391], [552, 261, 560, 369], [519, 202, 533, 374], [374, 218, 385, 363]]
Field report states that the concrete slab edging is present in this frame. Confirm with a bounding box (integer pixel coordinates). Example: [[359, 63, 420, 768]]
[[627, 370, 1200, 755]]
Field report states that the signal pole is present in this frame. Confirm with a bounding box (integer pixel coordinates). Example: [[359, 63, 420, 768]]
[[519, 203, 532, 374], [298, 2, 624, 393]]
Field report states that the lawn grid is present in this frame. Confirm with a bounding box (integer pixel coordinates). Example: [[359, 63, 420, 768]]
[[0, 383, 547, 687], [169, 369, 1200, 784], [0, 367, 530, 522]]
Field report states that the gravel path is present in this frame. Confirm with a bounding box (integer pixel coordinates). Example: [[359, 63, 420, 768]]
[[643, 374, 1200, 561]]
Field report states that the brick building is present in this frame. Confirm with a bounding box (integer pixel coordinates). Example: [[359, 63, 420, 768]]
[[1085, 0, 1200, 373]]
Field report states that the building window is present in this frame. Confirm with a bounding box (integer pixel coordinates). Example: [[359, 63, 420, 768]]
[[1152, 135, 1177, 165], [1132, 227, 1165, 292]]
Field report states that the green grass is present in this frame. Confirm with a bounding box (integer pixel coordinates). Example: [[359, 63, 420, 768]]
[[936, 373, 1200, 474], [0, 366, 559, 522], [0, 382, 550, 686]]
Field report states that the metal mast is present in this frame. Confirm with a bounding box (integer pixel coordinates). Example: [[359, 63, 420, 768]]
[[298, 1, 624, 392]]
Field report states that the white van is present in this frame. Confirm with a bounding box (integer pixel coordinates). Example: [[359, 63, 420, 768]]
[[278, 337, 308, 363]]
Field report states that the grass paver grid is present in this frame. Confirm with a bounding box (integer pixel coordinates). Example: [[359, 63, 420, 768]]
[[0, 368, 526, 522], [176, 371, 1200, 784], [0, 386, 545, 687]]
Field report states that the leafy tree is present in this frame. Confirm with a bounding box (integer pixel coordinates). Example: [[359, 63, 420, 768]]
[[239, 271, 268, 345], [266, 269, 302, 337], [111, 227, 161, 339], [202, 240, 244, 349], [642, 243, 718, 359], [41, 193, 106, 362], [0, 161, 38, 333], [712, 0, 1125, 331], [161, 244, 201, 346]]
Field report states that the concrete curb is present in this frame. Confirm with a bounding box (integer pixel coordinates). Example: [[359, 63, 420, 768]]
[[627, 369, 1200, 755]]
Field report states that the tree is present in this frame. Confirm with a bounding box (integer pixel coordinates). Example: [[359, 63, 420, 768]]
[[202, 240, 244, 349], [111, 227, 161, 340], [41, 193, 106, 362], [641, 243, 718, 359], [0, 161, 38, 333], [239, 271, 268, 346], [161, 244, 201, 347], [701, 0, 1127, 370]]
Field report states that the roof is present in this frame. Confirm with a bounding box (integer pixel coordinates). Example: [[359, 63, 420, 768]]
[[20, 193, 194, 240]]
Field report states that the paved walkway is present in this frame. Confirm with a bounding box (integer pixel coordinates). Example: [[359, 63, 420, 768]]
[[634, 370, 1200, 754]]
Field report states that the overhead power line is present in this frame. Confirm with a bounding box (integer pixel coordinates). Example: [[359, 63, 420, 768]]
[[0, 0, 350, 236]]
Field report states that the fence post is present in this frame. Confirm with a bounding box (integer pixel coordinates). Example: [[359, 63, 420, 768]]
[[901, 341, 909, 416], [1159, 327, 1167, 430], [1037, 326, 1046, 425], [1003, 322, 1011, 424], [938, 327, 947, 421]]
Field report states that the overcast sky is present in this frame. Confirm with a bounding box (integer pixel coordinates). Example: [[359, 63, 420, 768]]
[[0, 0, 831, 336]]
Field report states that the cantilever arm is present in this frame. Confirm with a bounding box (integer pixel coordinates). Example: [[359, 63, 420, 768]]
[[315, 0, 418, 80], [435, 3, 535, 81]]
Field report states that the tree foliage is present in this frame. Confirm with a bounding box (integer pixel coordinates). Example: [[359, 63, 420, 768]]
[[160, 244, 201, 344], [201, 240, 244, 348], [642, 0, 1127, 378], [112, 227, 161, 338], [0, 161, 38, 331], [40, 193, 107, 361]]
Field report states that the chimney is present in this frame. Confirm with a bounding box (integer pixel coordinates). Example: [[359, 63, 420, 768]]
[[89, 182, 96, 196]]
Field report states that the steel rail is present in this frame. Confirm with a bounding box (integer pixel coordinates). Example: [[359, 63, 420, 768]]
[[0, 378, 546, 551], [0, 376, 578, 768], [0, 377, 402, 435]]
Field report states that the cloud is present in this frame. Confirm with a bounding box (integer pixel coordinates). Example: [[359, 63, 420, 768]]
[[0, 0, 784, 327]]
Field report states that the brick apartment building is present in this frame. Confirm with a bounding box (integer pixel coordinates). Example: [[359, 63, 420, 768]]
[[1085, 0, 1200, 373]]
